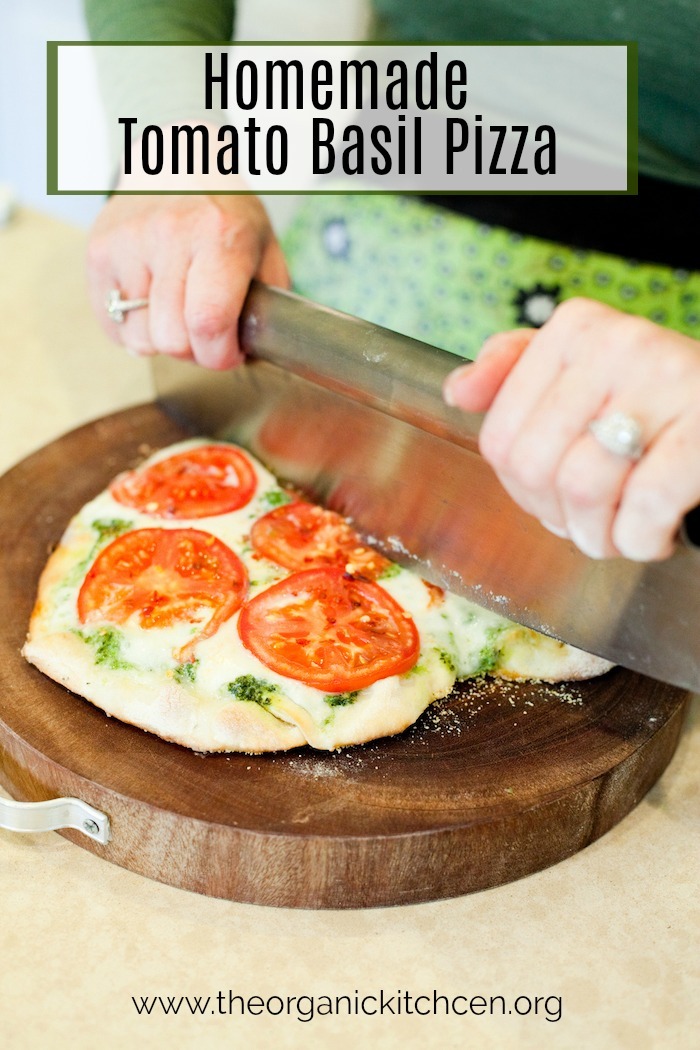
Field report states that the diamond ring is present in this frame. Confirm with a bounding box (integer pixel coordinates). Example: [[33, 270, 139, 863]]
[[589, 411, 644, 461], [105, 288, 149, 324]]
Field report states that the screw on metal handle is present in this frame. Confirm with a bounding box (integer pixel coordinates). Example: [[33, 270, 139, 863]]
[[0, 796, 110, 843]]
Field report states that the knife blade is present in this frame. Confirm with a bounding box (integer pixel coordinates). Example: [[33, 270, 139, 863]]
[[153, 282, 700, 692]]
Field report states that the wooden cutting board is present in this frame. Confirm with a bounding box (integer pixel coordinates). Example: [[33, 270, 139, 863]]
[[0, 404, 689, 908]]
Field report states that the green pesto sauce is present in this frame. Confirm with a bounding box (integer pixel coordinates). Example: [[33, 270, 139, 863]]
[[324, 690, 359, 708], [173, 659, 198, 684], [471, 626, 506, 677], [402, 662, 427, 679], [91, 518, 133, 544], [435, 647, 456, 674], [260, 489, 293, 508], [473, 646, 500, 676], [76, 627, 133, 671], [227, 675, 278, 707], [377, 562, 401, 581]]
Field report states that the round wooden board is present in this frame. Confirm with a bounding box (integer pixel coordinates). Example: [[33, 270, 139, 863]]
[[0, 404, 689, 909]]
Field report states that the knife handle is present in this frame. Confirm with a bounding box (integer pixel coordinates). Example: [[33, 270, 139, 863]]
[[240, 281, 482, 452]]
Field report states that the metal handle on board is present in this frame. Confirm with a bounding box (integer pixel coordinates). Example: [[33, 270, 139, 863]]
[[0, 796, 110, 843]]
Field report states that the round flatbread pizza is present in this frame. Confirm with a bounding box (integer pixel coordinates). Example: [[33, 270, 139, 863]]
[[23, 439, 612, 752]]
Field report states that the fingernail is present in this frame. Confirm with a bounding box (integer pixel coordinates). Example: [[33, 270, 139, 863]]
[[541, 520, 569, 539], [568, 523, 605, 560], [443, 363, 473, 407]]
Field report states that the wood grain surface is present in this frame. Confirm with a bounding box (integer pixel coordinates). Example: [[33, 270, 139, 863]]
[[0, 404, 689, 908]]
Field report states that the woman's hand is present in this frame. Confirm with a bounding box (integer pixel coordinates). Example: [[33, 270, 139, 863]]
[[443, 298, 700, 562], [87, 192, 289, 369]]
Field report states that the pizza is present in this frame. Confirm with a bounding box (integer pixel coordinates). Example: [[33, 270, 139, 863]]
[[23, 439, 612, 753]]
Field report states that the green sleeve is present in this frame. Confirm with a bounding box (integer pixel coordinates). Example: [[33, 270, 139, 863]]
[[83, 0, 235, 168], [84, 0, 235, 42]]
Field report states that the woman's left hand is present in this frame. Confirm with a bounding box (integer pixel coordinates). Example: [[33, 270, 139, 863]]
[[443, 298, 700, 561]]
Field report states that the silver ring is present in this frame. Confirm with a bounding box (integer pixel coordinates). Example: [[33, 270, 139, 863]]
[[106, 288, 149, 324], [589, 411, 644, 461]]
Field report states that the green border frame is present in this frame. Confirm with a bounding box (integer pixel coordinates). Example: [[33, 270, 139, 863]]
[[47, 41, 59, 194], [47, 40, 637, 196], [626, 42, 639, 194]]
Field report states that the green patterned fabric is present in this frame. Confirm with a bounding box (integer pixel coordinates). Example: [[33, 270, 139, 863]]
[[283, 194, 700, 360]]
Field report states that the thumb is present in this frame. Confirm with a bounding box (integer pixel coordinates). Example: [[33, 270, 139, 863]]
[[443, 329, 535, 412]]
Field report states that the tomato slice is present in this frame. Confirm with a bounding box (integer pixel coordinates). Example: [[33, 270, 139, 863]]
[[110, 445, 257, 518], [238, 568, 419, 692], [78, 528, 248, 662], [250, 501, 390, 579]]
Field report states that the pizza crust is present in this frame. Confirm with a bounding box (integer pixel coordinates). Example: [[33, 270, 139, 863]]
[[494, 625, 613, 683], [23, 629, 306, 754]]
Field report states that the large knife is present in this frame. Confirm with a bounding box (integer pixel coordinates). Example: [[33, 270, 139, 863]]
[[153, 282, 700, 692]]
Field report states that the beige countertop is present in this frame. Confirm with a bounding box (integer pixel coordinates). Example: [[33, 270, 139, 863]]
[[0, 207, 697, 1050]]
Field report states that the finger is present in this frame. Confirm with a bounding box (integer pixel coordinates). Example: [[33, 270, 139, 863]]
[[479, 299, 611, 470], [86, 234, 121, 345], [443, 330, 534, 412], [476, 300, 637, 532], [564, 353, 700, 558], [148, 245, 191, 357], [556, 432, 633, 558], [111, 265, 154, 355], [184, 247, 251, 369], [556, 378, 697, 558], [496, 353, 617, 531], [613, 405, 700, 561]]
